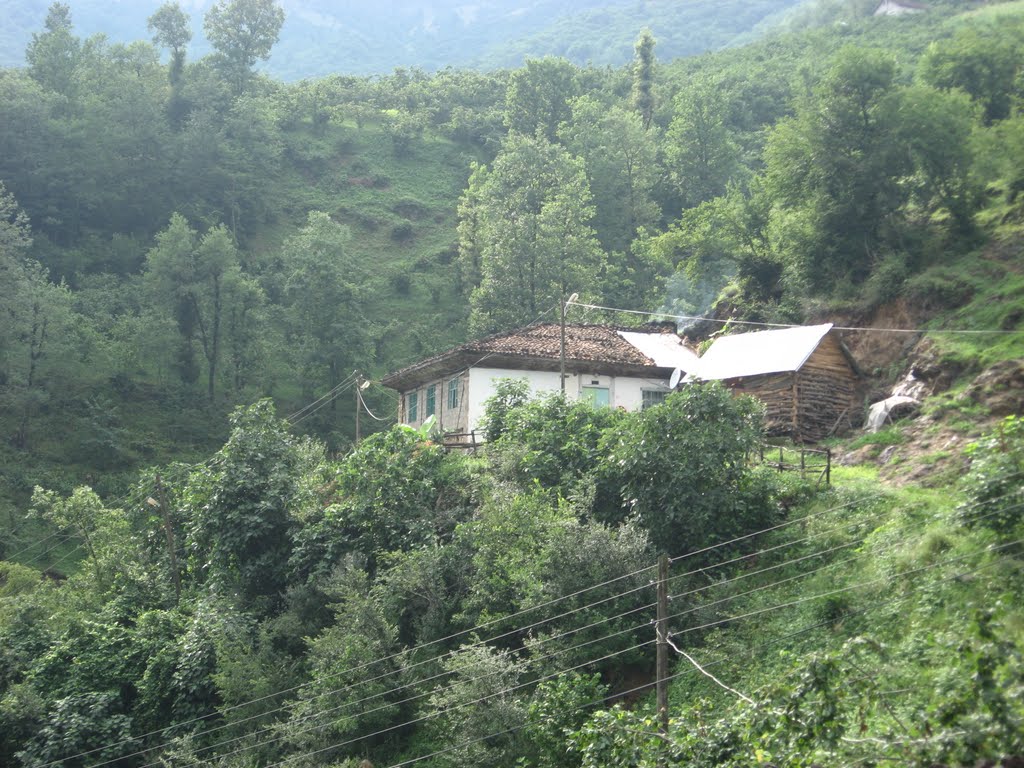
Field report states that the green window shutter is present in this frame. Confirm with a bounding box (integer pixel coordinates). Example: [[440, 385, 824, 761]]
[[426, 385, 436, 416], [447, 378, 459, 409], [408, 391, 418, 422]]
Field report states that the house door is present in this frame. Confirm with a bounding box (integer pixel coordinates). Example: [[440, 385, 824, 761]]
[[581, 386, 610, 407]]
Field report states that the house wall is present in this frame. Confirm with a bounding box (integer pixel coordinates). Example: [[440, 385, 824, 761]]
[[727, 373, 797, 437], [795, 337, 859, 442], [400, 372, 471, 434], [448, 367, 672, 438]]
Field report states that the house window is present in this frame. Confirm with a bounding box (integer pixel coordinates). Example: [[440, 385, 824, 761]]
[[447, 378, 459, 409], [426, 385, 436, 417], [642, 390, 668, 410], [408, 391, 418, 422], [581, 386, 610, 408]]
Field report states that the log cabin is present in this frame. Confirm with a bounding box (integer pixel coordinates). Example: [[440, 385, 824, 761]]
[[688, 323, 862, 443]]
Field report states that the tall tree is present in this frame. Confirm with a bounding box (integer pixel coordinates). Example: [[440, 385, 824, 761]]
[[503, 57, 579, 142], [762, 46, 906, 289], [25, 2, 81, 102], [461, 134, 604, 335], [143, 214, 247, 402], [148, 2, 192, 87], [281, 211, 367, 408], [203, 0, 284, 93], [560, 97, 660, 255], [665, 74, 742, 208], [631, 29, 656, 130]]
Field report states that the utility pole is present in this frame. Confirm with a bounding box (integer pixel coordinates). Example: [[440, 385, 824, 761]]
[[354, 373, 362, 444], [560, 292, 578, 394], [560, 295, 567, 393], [656, 553, 670, 740]]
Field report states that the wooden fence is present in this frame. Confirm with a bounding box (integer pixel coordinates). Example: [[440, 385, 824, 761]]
[[442, 431, 480, 452], [752, 444, 832, 486]]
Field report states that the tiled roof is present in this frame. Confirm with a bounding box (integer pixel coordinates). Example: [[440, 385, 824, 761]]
[[460, 323, 660, 364], [382, 323, 698, 389]]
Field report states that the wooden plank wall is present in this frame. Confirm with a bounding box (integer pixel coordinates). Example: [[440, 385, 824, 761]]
[[795, 335, 858, 442], [726, 335, 859, 443]]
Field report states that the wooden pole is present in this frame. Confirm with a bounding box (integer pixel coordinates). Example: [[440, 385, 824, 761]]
[[560, 294, 567, 394], [355, 377, 361, 445], [656, 554, 670, 741]]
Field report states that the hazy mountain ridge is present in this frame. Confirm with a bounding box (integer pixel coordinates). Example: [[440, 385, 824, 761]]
[[0, 0, 809, 77]]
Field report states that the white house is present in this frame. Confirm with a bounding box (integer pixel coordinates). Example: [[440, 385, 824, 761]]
[[381, 322, 700, 443]]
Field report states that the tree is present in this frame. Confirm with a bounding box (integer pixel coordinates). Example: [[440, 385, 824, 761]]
[[762, 46, 907, 290], [25, 3, 81, 102], [919, 23, 1021, 125], [281, 211, 367, 409], [0, 184, 87, 449], [504, 57, 579, 142], [462, 134, 604, 334], [204, 0, 285, 93], [560, 97, 660, 256], [665, 74, 742, 208], [631, 29, 656, 130], [31, 487, 133, 594], [422, 644, 530, 768], [148, 2, 192, 86], [143, 214, 247, 402], [185, 400, 301, 605], [598, 382, 776, 557]]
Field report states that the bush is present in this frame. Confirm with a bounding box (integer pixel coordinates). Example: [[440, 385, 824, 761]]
[[597, 382, 778, 558], [957, 415, 1024, 535]]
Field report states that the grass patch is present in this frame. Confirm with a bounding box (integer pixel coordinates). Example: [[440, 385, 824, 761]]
[[846, 426, 906, 450]]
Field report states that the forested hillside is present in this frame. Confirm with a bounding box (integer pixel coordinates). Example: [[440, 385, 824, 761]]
[[2, 0, 1024, 765], [1, 0, 809, 77]]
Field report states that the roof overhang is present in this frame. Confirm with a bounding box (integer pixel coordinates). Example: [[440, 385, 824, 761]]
[[381, 350, 677, 391]]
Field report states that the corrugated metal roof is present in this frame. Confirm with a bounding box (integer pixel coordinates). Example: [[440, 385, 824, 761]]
[[618, 330, 701, 370], [691, 324, 834, 381]]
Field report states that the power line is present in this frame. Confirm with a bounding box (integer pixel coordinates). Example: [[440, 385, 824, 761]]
[[65, 483, 1007, 768], [291, 545, 1022, 768], [568, 300, 1024, 335], [286, 370, 360, 423], [122, 490, 1020, 768], [260, 640, 657, 768], [58, 487, 902, 767], [2, 526, 69, 562]]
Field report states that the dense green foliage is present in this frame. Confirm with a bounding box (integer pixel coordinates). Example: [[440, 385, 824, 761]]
[[0, 388, 791, 768], [3, 1, 1024, 766]]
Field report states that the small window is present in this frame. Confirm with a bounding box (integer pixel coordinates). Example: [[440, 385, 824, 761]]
[[447, 378, 459, 409], [642, 390, 668, 410], [426, 385, 436, 417], [581, 386, 610, 408], [408, 391, 418, 422]]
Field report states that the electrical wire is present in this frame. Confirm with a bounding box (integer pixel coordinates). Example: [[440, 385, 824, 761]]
[[56, 487, 906, 767], [286, 370, 360, 423], [281, 546, 1023, 768], [567, 300, 1024, 335], [106, 489, 1021, 768], [356, 385, 393, 422], [65, 484, 1009, 768], [260, 640, 657, 768]]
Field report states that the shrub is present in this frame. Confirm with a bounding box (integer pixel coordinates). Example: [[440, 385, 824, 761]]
[[597, 382, 778, 558], [957, 415, 1024, 535]]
